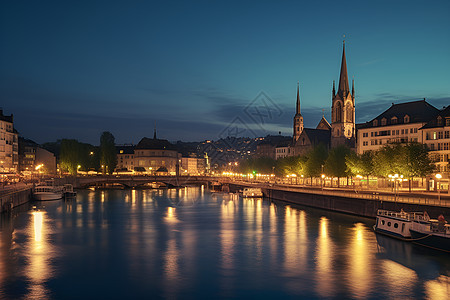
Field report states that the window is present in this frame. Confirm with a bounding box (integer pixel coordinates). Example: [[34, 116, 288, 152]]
[[445, 131, 450, 139], [402, 223, 405, 232], [381, 118, 387, 126], [410, 128, 413, 134], [388, 222, 391, 227], [396, 130, 399, 135], [446, 118, 450, 126], [381, 220, 385, 225], [391, 116, 398, 124], [414, 128, 417, 133], [363, 132, 368, 137], [438, 131, 443, 139], [373, 120, 378, 126], [404, 115, 410, 123], [437, 116, 443, 126], [401, 129, 404, 134], [363, 141, 368, 146], [394, 223, 398, 228]]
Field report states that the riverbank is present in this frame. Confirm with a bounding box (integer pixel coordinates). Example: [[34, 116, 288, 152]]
[[229, 182, 450, 219], [0, 183, 32, 212]]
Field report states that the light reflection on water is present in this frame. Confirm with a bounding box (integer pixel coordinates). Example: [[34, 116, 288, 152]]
[[0, 187, 448, 299]]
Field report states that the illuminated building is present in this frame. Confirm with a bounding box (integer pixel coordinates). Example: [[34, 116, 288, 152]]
[[18, 138, 57, 174], [421, 105, 450, 174], [356, 99, 439, 154], [0, 109, 18, 173]]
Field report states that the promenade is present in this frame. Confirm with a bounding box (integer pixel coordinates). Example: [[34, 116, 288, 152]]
[[228, 179, 450, 208]]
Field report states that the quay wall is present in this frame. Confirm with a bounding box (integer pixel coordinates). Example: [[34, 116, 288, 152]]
[[229, 184, 450, 219], [0, 188, 32, 213]]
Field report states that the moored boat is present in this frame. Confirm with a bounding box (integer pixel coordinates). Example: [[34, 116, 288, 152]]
[[242, 188, 263, 198], [374, 209, 450, 252], [33, 179, 64, 201], [63, 184, 77, 198], [409, 215, 450, 253]]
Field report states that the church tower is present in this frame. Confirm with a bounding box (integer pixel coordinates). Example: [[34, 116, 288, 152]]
[[331, 41, 355, 148], [293, 82, 304, 142]]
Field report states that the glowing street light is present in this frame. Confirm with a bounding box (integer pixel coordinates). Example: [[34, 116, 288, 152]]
[[436, 173, 442, 205]]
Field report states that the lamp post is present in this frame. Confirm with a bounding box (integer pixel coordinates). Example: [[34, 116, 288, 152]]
[[436, 173, 442, 205], [321, 174, 325, 191]]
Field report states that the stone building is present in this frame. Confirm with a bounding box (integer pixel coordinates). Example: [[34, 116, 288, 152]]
[[356, 99, 439, 154], [291, 41, 353, 155], [421, 105, 450, 174], [0, 110, 18, 173], [18, 138, 57, 174]]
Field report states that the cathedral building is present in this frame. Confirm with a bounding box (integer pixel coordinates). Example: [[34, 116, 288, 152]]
[[292, 41, 355, 156], [331, 41, 356, 148]]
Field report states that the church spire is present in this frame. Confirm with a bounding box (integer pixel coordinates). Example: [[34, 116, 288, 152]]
[[296, 81, 301, 115], [337, 40, 350, 98], [153, 122, 157, 139]]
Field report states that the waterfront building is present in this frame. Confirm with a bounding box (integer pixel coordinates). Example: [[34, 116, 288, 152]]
[[18, 138, 57, 174], [116, 130, 181, 175], [421, 105, 450, 176], [116, 144, 135, 171], [356, 99, 439, 154], [181, 156, 206, 175], [0, 110, 18, 173]]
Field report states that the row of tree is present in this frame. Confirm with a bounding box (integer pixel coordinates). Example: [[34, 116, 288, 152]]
[[240, 142, 434, 187], [43, 131, 118, 175]]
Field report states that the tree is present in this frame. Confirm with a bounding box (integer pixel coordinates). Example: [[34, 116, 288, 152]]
[[100, 131, 117, 174], [324, 145, 352, 186], [403, 143, 435, 191], [276, 155, 307, 177], [239, 157, 276, 175], [372, 143, 404, 178], [60, 139, 82, 175], [304, 144, 328, 179]]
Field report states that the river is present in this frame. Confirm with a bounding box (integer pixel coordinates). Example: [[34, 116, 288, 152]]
[[0, 187, 449, 299]]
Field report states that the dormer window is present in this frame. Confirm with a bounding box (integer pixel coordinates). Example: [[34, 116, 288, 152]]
[[446, 118, 450, 126], [404, 115, 410, 123], [381, 118, 387, 126], [437, 116, 443, 126], [391, 116, 398, 124], [373, 119, 378, 126]]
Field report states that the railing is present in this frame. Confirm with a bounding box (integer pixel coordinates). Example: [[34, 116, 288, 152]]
[[228, 180, 450, 208]]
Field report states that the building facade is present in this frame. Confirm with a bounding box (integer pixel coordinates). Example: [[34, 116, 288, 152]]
[[0, 110, 18, 173], [331, 41, 355, 148], [421, 105, 450, 173], [293, 83, 304, 142], [18, 138, 57, 174], [357, 100, 440, 154]]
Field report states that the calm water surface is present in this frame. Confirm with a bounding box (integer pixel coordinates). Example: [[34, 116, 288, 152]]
[[0, 187, 449, 299]]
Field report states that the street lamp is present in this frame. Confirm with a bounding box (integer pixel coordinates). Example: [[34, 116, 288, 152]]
[[321, 174, 325, 190], [436, 173, 442, 205]]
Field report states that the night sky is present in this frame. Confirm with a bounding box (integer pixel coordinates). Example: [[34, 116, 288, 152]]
[[1, 0, 449, 145]]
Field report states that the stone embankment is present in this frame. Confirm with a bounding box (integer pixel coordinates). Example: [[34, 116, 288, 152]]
[[229, 182, 450, 218], [0, 184, 32, 213]]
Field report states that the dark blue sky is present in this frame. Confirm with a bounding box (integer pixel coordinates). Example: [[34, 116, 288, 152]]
[[1, 0, 449, 145]]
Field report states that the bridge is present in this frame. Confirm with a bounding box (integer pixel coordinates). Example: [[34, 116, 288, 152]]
[[57, 175, 226, 189]]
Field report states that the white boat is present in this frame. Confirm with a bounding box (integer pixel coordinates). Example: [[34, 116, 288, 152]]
[[63, 184, 77, 198], [374, 209, 450, 252], [33, 180, 64, 201], [242, 188, 263, 198]]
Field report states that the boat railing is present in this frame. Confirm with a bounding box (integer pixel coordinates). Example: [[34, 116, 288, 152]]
[[376, 210, 429, 222]]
